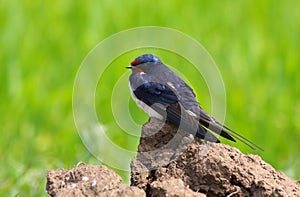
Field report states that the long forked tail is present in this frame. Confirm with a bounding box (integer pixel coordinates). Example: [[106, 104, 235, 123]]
[[199, 115, 264, 151]]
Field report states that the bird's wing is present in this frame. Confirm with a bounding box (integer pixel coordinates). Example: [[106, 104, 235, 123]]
[[133, 81, 263, 151], [136, 64, 263, 151], [133, 81, 220, 142], [162, 71, 263, 150], [133, 81, 179, 106]]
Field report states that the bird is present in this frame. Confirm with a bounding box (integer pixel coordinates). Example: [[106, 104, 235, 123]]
[[126, 54, 263, 151]]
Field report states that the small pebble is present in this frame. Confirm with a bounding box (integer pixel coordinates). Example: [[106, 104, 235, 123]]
[[91, 179, 97, 187], [67, 183, 77, 189], [82, 176, 89, 181]]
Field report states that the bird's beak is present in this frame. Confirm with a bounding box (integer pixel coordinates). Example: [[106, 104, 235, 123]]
[[126, 65, 132, 69]]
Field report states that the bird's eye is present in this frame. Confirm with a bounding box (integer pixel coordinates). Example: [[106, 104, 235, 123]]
[[131, 59, 141, 66]]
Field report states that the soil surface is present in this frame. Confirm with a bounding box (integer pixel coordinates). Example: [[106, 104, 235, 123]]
[[46, 118, 300, 196], [46, 164, 145, 197]]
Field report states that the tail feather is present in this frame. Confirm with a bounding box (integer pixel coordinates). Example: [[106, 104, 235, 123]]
[[196, 125, 220, 143], [199, 115, 264, 151], [199, 119, 236, 142]]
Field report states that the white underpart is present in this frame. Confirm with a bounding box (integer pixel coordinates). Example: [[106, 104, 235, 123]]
[[129, 81, 164, 120]]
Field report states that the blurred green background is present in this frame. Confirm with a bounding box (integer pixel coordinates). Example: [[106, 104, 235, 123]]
[[1, 0, 300, 196]]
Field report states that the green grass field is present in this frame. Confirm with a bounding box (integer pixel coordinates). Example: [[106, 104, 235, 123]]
[[1, 1, 300, 196]]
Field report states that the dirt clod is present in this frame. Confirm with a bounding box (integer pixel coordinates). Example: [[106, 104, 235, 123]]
[[46, 164, 145, 197], [150, 178, 206, 197]]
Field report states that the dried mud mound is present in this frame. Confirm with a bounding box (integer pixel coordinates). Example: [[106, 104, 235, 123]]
[[46, 118, 300, 196], [46, 164, 145, 197], [131, 118, 300, 196]]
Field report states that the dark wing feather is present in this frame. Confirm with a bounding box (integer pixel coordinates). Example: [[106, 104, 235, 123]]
[[133, 82, 179, 106], [198, 109, 236, 141], [133, 82, 220, 142], [165, 103, 220, 143]]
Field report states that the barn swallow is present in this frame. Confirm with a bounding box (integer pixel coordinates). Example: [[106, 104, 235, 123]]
[[127, 54, 263, 151]]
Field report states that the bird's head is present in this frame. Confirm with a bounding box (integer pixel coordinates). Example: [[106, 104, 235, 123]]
[[126, 54, 161, 74]]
